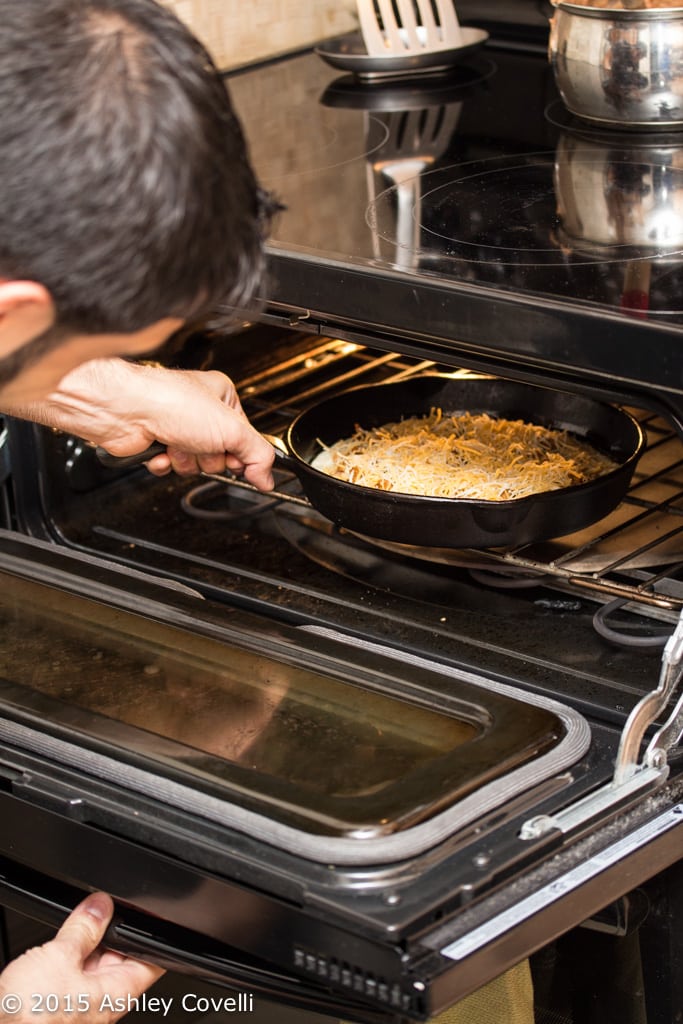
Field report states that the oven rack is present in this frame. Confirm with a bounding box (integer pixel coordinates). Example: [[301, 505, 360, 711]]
[[232, 336, 683, 620]]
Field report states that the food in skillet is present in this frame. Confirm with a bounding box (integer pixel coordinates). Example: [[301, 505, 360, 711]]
[[311, 408, 619, 500]]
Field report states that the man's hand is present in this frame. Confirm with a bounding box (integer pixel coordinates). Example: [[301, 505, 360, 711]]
[[0, 892, 164, 1024], [4, 358, 275, 491]]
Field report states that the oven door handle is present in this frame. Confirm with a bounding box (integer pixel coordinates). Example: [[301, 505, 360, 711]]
[[0, 869, 392, 1024]]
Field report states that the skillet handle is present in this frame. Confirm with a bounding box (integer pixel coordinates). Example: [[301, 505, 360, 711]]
[[260, 432, 298, 470], [95, 442, 166, 469], [95, 435, 295, 470]]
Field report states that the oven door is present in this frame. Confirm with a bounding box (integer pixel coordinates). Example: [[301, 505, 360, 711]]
[[0, 532, 681, 1021]]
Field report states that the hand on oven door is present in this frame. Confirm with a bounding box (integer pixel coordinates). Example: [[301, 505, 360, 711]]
[[0, 891, 164, 1024]]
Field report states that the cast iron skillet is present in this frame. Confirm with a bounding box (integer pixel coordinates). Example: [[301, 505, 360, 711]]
[[98, 375, 645, 550]]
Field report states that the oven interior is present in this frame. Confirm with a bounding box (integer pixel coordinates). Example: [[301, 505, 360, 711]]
[[9, 323, 682, 669]]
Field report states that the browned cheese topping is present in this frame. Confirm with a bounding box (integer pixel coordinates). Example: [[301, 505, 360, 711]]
[[312, 408, 619, 500]]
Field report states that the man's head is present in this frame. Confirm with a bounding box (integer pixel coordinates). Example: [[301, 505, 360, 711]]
[[0, 0, 276, 401]]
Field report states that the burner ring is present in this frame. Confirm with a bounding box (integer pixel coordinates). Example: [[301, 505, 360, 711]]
[[181, 480, 280, 521]]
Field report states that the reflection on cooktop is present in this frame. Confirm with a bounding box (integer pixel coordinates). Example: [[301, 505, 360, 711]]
[[367, 140, 683, 314], [369, 150, 683, 265], [320, 55, 498, 112]]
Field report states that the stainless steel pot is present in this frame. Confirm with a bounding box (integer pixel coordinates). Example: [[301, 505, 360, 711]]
[[549, 2, 683, 129]]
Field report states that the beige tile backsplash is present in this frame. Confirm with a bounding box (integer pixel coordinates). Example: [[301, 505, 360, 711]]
[[159, 0, 358, 70]]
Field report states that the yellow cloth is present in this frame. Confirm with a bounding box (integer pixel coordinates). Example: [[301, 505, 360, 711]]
[[421, 961, 534, 1024], [341, 959, 534, 1024]]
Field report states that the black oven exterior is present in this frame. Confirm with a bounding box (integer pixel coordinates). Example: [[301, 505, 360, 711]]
[[0, 777, 681, 1023], [0, 534, 681, 1024]]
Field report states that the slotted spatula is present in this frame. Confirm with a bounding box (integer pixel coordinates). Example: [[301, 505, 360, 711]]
[[356, 0, 463, 57]]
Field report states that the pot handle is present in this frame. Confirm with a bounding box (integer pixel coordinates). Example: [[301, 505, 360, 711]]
[[95, 434, 295, 471]]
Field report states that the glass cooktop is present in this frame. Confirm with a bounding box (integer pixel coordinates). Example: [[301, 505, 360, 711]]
[[225, 28, 683, 422]]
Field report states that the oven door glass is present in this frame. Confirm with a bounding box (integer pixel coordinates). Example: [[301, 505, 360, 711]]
[[0, 569, 587, 863]]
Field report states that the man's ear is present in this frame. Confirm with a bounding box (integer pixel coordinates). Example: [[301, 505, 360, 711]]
[[0, 280, 55, 354]]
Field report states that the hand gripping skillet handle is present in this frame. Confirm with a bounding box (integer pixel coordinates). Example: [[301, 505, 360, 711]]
[[95, 434, 293, 470]]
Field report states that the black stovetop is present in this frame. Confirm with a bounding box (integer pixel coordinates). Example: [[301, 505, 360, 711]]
[[225, 16, 683, 426]]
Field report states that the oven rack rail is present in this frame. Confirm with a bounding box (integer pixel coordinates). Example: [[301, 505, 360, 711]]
[[233, 337, 683, 618]]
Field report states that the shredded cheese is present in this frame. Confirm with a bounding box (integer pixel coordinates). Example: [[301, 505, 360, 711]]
[[311, 408, 619, 500]]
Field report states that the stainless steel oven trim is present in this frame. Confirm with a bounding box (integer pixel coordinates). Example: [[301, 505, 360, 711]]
[[0, 646, 590, 866], [440, 802, 683, 961]]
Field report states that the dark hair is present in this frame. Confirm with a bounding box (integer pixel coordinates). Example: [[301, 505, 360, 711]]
[[0, 0, 277, 337]]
